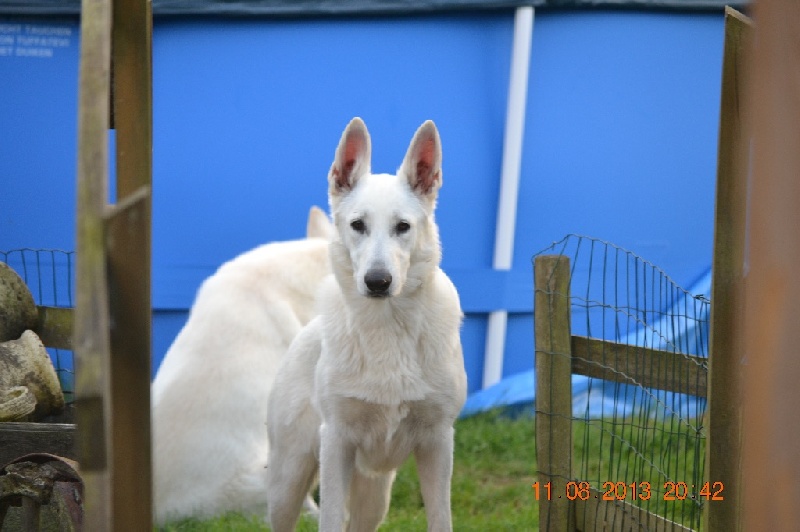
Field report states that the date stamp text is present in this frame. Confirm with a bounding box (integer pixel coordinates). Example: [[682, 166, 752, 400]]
[[532, 481, 724, 501]]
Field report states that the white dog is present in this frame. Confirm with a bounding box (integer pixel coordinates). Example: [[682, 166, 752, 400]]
[[266, 118, 467, 532], [151, 206, 332, 525]]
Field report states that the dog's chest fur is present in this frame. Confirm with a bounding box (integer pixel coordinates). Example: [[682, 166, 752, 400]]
[[336, 397, 446, 474], [317, 276, 461, 406]]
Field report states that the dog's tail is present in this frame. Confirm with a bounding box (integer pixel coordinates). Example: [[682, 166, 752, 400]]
[[306, 205, 334, 240]]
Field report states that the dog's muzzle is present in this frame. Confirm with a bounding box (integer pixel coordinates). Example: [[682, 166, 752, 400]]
[[364, 268, 392, 297]]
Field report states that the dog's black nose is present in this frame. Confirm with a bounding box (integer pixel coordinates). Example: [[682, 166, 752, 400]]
[[365, 269, 392, 296]]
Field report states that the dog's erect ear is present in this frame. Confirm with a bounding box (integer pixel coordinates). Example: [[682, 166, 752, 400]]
[[401, 120, 442, 197], [329, 117, 371, 195]]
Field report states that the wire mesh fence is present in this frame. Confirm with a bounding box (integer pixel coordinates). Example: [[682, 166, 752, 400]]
[[1, 248, 75, 403], [534, 235, 709, 531]]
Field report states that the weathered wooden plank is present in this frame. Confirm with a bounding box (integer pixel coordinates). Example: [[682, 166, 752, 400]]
[[0, 423, 76, 469], [35, 306, 73, 350], [570, 336, 708, 398], [106, 191, 152, 529], [705, 7, 751, 531], [75, 0, 113, 527], [575, 488, 693, 532], [742, 0, 800, 529], [109, 0, 153, 526], [535, 255, 575, 531]]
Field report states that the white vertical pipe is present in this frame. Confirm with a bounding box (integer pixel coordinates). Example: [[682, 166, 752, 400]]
[[482, 6, 535, 389]]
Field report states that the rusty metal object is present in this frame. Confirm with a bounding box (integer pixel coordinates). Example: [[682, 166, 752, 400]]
[[0, 453, 83, 531]]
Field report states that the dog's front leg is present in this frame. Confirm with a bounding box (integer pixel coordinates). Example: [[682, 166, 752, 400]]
[[319, 422, 356, 532], [415, 427, 455, 532]]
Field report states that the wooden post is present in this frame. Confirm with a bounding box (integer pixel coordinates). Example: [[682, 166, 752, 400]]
[[705, 7, 750, 531], [535, 255, 574, 532], [743, 0, 800, 528], [74, 0, 113, 527], [108, 0, 153, 526], [75, 0, 153, 528]]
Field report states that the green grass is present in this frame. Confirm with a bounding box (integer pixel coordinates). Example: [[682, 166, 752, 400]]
[[157, 410, 538, 531], [157, 410, 705, 531], [572, 413, 706, 530]]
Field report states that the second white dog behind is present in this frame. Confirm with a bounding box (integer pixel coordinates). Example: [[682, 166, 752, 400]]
[[151, 206, 332, 525], [266, 118, 467, 532]]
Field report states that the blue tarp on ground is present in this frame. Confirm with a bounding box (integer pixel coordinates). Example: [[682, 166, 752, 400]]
[[461, 267, 711, 417]]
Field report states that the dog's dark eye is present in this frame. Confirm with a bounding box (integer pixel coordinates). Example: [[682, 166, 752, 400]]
[[395, 221, 411, 234], [350, 219, 366, 234]]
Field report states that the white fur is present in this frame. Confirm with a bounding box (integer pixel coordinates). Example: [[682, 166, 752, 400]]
[[152, 206, 332, 525], [267, 118, 467, 532]]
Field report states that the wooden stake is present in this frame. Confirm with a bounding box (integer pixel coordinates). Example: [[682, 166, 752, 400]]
[[74, 0, 113, 527], [743, 0, 800, 528], [705, 7, 751, 531], [535, 255, 574, 531], [108, 0, 154, 526], [75, 0, 153, 527]]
